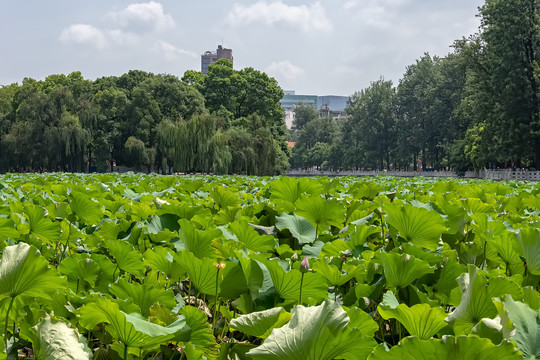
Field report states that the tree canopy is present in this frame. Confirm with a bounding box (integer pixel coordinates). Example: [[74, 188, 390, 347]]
[[0, 62, 289, 175], [289, 0, 540, 172]]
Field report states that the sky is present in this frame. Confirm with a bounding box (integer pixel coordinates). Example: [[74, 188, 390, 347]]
[[0, 1, 483, 96]]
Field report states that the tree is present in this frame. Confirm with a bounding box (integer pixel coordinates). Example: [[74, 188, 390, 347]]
[[479, 0, 540, 167], [292, 103, 319, 131], [346, 78, 396, 170], [291, 115, 339, 169]]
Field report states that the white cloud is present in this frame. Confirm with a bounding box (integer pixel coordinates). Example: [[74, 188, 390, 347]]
[[59, 24, 107, 49], [342, 0, 409, 28], [227, 1, 332, 32], [107, 1, 175, 32], [108, 30, 138, 46], [333, 65, 362, 76], [155, 41, 196, 61], [59, 25, 140, 49], [360, 6, 389, 28], [344, 0, 408, 9], [265, 61, 305, 80]]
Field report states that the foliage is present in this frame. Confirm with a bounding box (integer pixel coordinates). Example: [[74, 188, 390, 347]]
[[0, 65, 289, 175], [0, 173, 538, 359]]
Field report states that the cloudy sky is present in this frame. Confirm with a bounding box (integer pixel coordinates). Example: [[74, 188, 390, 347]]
[[0, 1, 483, 96]]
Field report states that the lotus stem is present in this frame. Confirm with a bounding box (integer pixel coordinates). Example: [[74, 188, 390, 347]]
[[213, 267, 220, 330], [124, 343, 128, 360], [299, 272, 305, 305], [4, 296, 15, 350]]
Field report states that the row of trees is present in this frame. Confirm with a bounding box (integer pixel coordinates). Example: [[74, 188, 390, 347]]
[[291, 0, 540, 172], [0, 60, 289, 175]]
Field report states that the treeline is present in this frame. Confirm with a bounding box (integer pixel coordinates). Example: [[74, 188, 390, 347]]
[[291, 0, 540, 172], [0, 60, 289, 175]]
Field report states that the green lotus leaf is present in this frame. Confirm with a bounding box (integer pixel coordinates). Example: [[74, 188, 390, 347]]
[[220, 261, 250, 299], [214, 206, 240, 226], [144, 214, 180, 234], [0, 242, 66, 302], [369, 335, 522, 360], [237, 256, 273, 301], [490, 231, 524, 276], [143, 246, 185, 282], [269, 177, 323, 205], [230, 307, 292, 339], [172, 219, 221, 259], [462, 198, 496, 214], [97, 220, 133, 241], [109, 278, 176, 317], [176, 250, 245, 298], [77, 297, 190, 348], [294, 197, 345, 235], [58, 253, 101, 292], [514, 227, 540, 275], [210, 186, 239, 210], [471, 317, 504, 345], [275, 213, 316, 245], [33, 317, 92, 360], [178, 306, 219, 359], [345, 306, 379, 338], [69, 191, 103, 225], [432, 260, 466, 303], [349, 224, 380, 247], [0, 217, 19, 240], [401, 243, 443, 266], [264, 260, 328, 302], [522, 286, 540, 310], [247, 300, 376, 360], [175, 250, 219, 295], [156, 203, 205, 220], [385, 202, 447, 250], [104, 239, 146, 278], [377, 252, 435, 289], [312, 260, 361, 287], [90, 253, 118, 292], [23, 203, 61, 244], [494, 295, 540, 360], [228, 220, 275, 253], [523, 194, 540, 211], [378, 291, 448, 339], [321, 239, 354, 257], [351, 181, 383, 201], [445, 265, 520, 335]]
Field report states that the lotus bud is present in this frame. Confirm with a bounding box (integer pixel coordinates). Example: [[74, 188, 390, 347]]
[[358, 297, 371, 310], [300, 256, 310, 273], [340, 249, 353, 259], [213, 258, 226, 271], [291, 252, 299, 263]]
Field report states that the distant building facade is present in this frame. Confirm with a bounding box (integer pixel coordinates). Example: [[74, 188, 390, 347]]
[[201, 45, 233, 74], [281, 91, 349, 129], [280, 91, 318, 111], [317, 95, 349, 112]]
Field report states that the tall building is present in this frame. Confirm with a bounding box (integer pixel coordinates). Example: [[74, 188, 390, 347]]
[[201, 45, 233, 74], [280, 91, 349, 129], [280, 92, 318, 111]]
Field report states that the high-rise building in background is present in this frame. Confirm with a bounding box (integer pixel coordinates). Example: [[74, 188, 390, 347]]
[[201, 45, 233, 74], [281, 91, 349, 129]]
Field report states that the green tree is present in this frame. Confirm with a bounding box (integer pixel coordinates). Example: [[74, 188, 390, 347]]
[[346, 78, 396, 170], [292, 103, 319, 131], [484, 0, 540, 167]]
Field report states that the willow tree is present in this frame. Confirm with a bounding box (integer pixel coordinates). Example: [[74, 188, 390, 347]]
[[156, 113, 218, 173]]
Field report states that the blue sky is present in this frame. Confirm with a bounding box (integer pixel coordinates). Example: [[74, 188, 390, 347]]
[[0, 1, 482, 96]]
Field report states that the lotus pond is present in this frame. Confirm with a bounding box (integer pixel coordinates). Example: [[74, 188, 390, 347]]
[[0, 173, 539, 359]]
